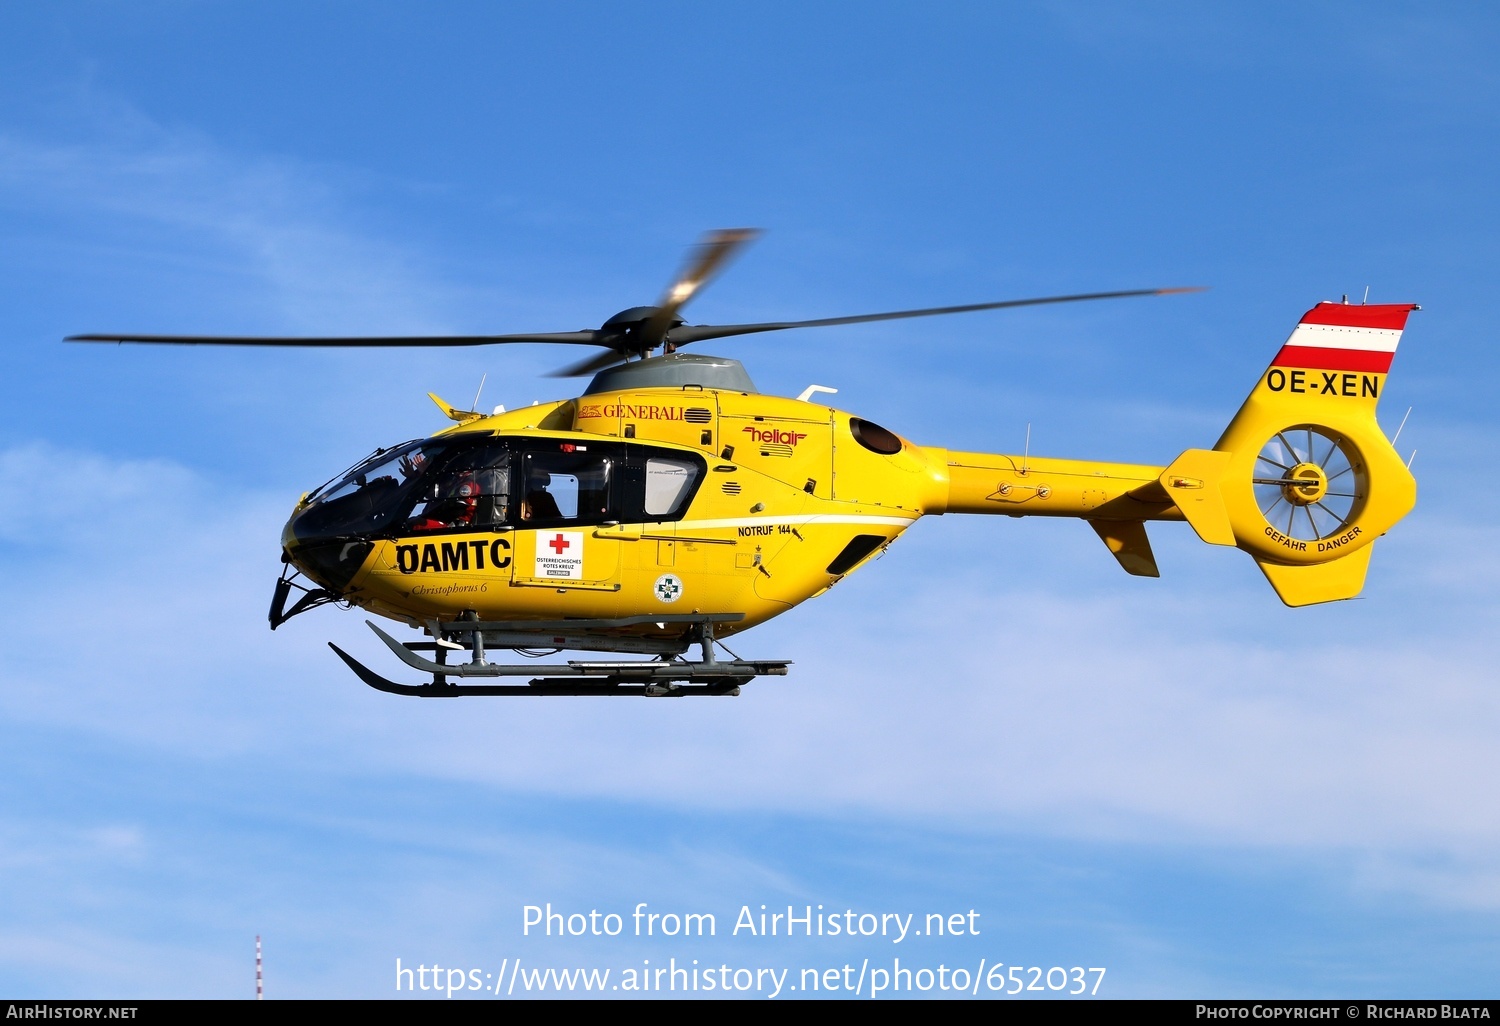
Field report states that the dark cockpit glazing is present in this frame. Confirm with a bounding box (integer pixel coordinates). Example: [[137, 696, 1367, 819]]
[[287, 438, 452, 588], [297, 439, 446, 538], [285, 435, 706, 591]]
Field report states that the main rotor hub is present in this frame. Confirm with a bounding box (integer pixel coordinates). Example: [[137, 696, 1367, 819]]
[[1280, 462, 1327, 506], [582, 352, 758, 394]]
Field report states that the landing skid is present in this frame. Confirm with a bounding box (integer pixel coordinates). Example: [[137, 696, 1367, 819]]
[[329, 614, 791, 697]]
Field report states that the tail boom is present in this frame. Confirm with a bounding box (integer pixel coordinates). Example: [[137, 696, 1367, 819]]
[[940, 451, 1175, 521]]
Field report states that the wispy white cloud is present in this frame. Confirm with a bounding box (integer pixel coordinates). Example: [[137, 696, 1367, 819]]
[[0, 102, 483, 336]]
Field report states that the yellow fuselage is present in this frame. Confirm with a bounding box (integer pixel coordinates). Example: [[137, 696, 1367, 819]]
[[295, 385, 1180, 639]]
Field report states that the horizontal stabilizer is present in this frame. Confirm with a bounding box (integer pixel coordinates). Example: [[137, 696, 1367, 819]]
[[1090, 519, 1159, 577], [1160, 449, 1235, 546], [1256, 544, 1375, 607]]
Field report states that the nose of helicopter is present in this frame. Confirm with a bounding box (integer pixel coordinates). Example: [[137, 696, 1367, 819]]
[[281, 507, 374, 592]]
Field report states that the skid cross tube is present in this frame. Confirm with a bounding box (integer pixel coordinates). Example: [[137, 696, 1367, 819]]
[[432, 613, 745, 632], [423, 612, 749, 657]]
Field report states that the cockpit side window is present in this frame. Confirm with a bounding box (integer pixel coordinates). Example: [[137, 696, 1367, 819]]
[[404, 442, 514, 533]]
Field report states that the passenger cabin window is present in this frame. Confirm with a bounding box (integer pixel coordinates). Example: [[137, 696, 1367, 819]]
[[519, 450, 612, 526], [644, 457, 700, 516]]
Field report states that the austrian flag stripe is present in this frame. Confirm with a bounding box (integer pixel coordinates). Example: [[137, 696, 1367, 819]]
[[1270, 302, 1417, 375]]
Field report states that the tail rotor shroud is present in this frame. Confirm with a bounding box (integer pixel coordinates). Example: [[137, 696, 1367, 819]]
[[1253, 426, 1363, 543]]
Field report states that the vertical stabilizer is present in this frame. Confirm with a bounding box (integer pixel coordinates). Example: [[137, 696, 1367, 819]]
[[1209, 302, 1418, 604]]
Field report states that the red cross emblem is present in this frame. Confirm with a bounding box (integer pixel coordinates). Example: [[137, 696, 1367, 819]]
[[548, 533, 571, 555]]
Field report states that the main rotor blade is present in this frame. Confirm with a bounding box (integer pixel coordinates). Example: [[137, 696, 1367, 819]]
[[547, 348, 630, 378], [64, 331, 606, 348], [664, 287, 1207, 346], [637, 228, 761, 347]]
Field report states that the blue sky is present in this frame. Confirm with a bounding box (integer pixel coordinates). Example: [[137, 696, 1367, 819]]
[[2, 1, 1498, 999]]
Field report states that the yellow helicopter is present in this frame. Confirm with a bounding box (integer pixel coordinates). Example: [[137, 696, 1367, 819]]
[[69, 230, 1418, 697]]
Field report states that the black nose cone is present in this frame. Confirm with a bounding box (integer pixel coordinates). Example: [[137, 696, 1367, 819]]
[[284, 511, 373, 591]]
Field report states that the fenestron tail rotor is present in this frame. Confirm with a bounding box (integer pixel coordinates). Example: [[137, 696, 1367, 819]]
[[66, 228, 1205, 376], [1252, 426, 1363, 542]]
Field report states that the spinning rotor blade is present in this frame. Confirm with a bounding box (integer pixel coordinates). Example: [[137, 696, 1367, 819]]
[[66, 224, 1206, 382], [548, 347, 631, 379], [65, 229, 764, 361], [637, 228, 761, 347], [663, 287, 1208, 346], [65, 331, 604, 348]]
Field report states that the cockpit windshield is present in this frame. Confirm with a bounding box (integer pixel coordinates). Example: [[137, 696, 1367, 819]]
[[305, 440, 429, 506], [296, 439, 451, 540]]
